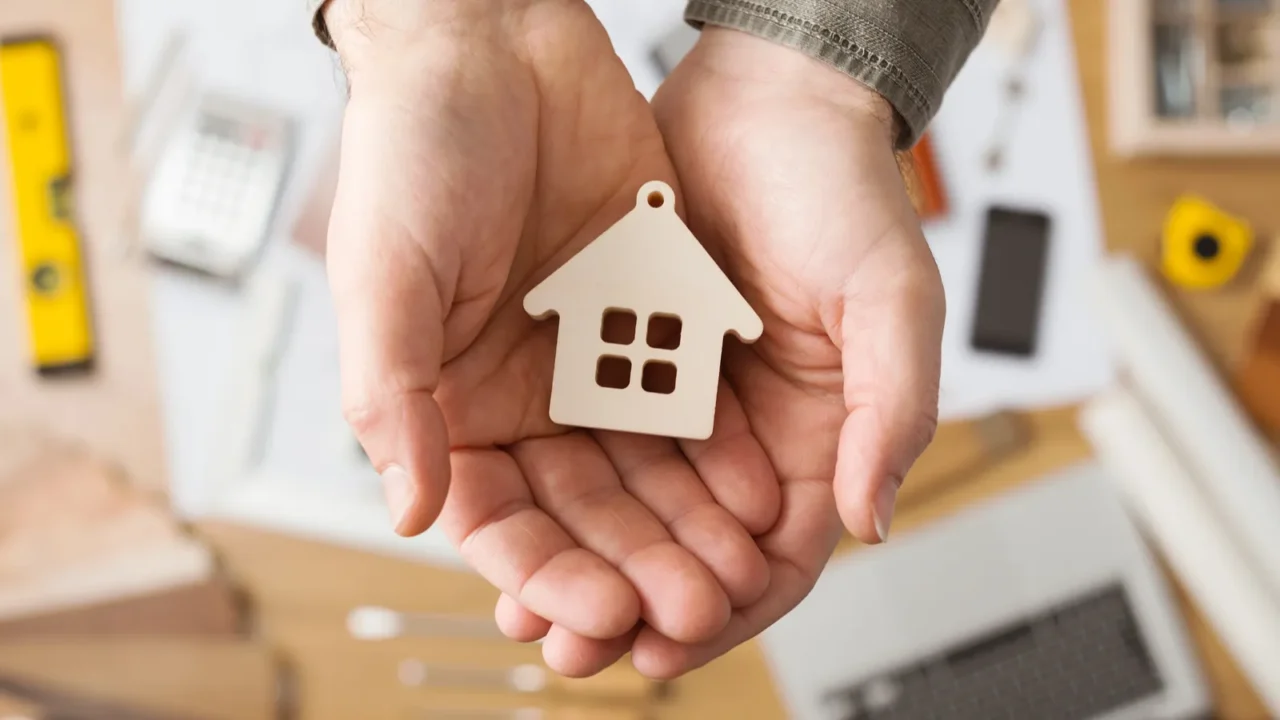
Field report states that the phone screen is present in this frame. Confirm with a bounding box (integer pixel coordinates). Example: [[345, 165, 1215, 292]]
[[971, 207, 1052, 357]]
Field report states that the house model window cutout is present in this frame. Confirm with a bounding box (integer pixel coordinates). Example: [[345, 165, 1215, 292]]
[[523, 181, 763, 440]]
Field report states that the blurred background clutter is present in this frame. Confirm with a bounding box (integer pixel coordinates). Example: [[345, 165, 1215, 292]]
[[1, 0, 1278, 718]]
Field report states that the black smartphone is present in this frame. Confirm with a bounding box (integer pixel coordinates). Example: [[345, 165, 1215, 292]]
[[970, 207, 1052, 357]]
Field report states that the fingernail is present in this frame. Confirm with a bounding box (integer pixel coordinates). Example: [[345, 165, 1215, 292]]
[[873, 479, 899, 542], [381, 465, 415, 532]]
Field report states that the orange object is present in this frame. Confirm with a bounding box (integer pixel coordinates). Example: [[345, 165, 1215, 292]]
[[1236, 299, 1280, 441], [908, 133, 948, 220]]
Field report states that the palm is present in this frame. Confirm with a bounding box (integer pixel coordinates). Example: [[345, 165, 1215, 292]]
[[612, 28, 946, 674], [327, 4, 780, 676], [657, 45, 942, 525]]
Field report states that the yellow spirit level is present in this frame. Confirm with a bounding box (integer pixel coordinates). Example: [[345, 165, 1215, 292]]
[[1, 36, 94, 375]]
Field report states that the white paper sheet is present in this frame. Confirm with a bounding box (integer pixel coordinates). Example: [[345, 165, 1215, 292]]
[[923, 0, 1115, 419]]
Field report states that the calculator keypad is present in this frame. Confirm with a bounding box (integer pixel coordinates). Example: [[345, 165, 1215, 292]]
[[141, 96, 292, 278]]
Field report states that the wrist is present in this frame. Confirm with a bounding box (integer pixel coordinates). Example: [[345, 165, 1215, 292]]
[[692, 26, 900, 147], [828, 74, 901, 149], [322, 0, 549, 78]]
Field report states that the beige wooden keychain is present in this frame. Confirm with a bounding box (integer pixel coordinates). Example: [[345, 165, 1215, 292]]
[[524, 181, 762, 440]]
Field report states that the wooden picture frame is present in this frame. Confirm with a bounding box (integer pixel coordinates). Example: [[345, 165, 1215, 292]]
[[1109, 0, 1280, 156]]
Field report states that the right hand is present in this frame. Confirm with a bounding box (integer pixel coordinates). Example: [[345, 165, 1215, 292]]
[[323, 0, 780, 676]]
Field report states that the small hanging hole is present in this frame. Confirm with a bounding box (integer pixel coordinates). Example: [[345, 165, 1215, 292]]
[[647, 191, 665, 208]]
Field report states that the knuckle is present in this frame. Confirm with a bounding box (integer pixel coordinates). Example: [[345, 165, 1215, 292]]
[[914, 406, 940, 453], [341, 395, 386, 438], [897, 400, 940, 474]]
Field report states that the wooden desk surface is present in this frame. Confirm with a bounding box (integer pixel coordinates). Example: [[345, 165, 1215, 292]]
[[0, 637, 278, 720], [1070, 0, 1278, 373], [197, 521, 786, 720], [195, 1, 1271, 718], [198, 406, 1267, 719]]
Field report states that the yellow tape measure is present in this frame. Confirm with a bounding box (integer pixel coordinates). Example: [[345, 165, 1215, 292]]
[[1161, 194, 1254, 291], [1, 36, 94, 374]]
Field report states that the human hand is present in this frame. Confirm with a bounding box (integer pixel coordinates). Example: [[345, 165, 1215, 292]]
[[622, 26, 946, 677], [322, 0, 783, 676]]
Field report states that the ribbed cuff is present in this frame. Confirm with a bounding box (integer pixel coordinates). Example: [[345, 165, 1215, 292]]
[[684, 0, 991, 148]]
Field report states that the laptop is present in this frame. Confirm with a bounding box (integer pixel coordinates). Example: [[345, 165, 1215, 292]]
[[761, 462, 1208, 720]]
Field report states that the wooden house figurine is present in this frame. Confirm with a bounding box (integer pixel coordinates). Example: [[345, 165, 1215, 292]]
[[524, 181, 763, 440]]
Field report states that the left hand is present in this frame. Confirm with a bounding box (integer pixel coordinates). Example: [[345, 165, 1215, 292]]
[[500, 25, 946, 679], [638, 27, 945, 677]]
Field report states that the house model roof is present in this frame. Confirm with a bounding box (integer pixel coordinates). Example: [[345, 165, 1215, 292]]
[[524, 181, 763, 342]]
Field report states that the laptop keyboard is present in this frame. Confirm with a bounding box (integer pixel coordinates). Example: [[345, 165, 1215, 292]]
[[824, 584, 1165, 720]]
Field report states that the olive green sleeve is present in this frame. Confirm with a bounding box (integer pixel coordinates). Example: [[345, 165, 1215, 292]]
[[685, 0, 997, 148]]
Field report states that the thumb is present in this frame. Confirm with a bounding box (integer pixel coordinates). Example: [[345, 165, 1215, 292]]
[[326, 98, 455, 538], [833, 239, 945, 544]]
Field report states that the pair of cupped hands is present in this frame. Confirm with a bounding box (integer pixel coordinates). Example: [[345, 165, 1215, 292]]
[[324, 0, 945, 680]]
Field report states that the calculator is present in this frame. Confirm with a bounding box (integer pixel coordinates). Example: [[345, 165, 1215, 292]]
[[140, 93, 293, 280]]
